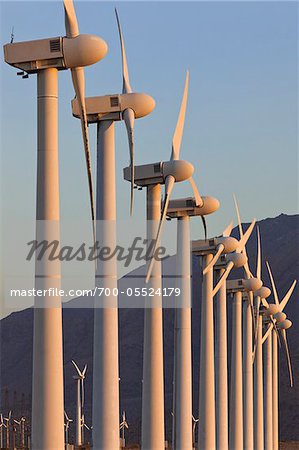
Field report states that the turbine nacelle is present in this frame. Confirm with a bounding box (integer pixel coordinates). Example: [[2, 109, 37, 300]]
[[277, 319, 292, 330], [123, 160, 193, 187], [214, 236, 239, 254], [166, 196, 220, 218], [263, 303, 279, 316], [162, 160, 194, 182], [242, 277, 263, 292], [72, 92, 155, 123], [3, 34, 107, 73], [225, 252, 247, 268], [274, 311, 286, 323], [254, 286, 271, 299], [63, 35, 107, 68]]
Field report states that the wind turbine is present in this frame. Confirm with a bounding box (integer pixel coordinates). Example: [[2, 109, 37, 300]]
[[124, 71, 200, 449], [208, 220, 243, 450], [3, 2, 107, 449], [72, 360, 87, 447], [64, 411, 73, 446], [192, 415, 199, 449], [166, 193, 220, 450], [143, 73, 204, 284], [71, 10, 155, 449], [0, 414, 6, 449], [262, 262, 296, 450], [249, 239, 271, 450], [120, 411, 129, 447], [224, 196, 261, 450], [4, 411, 11, 449], [195, 195, 256, 450], [192, 215, 256, 450], [13, 418, 22, 448]]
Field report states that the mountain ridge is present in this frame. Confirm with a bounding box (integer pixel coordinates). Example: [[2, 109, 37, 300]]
[[1, 213, 298, 443]]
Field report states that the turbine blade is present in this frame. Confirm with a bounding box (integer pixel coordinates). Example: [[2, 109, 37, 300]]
[[243, 260, 253, 280], [271, 317, 281, 346], [252, 297, 261, 361], [262, 322, 273, 344], [256, 225, 261, 279], [248, 291, 256, 333], [233, 193, 243, 239], [281, 329, 294, 387], [236, 218, 256, 253], [212, 261, 234, 297], [82, 364, 87, 377], [201, 215, 207, 241], [279, 280, 297, 312], [71, 67, 95, 240], [115, 8, 132, 94], [265, 261, 279, 306], [123, 108, 135, 215], [202, 244, 224, 275], [171, 71, 189, 161], [71, 359, 83, 377], [63, 0, 79, 38], [145, 175, 175, 283], [233, 194, 253, 278], [222, 221, 233, 237], [261, 296, 269, 309], [188, 177, 203, 207]]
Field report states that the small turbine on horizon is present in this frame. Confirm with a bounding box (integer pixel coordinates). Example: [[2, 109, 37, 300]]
[[64, 411, 73, 445], [72, 360, 87, 447]]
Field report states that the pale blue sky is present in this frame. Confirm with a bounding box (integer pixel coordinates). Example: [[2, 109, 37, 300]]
[[0, 1, 298, 316]]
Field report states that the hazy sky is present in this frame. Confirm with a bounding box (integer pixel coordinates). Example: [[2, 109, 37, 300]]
[[0, 1, 298, 316]]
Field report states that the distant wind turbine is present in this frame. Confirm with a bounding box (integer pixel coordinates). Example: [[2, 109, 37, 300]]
[[262, 262, 296, 450], [120, 411, 129, 446], [72, 360, 87, 446], [0, 414, 6, 449], [64, 411, 73, 446]]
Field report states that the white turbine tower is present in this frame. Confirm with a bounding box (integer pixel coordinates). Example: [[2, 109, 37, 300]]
[[3, 2, 107, 449], [165, 194, 220, 450], [214, 222, 233, 450], [71, 11, 155, 449], [72, 360, 87, 446], [124, 72, 201, 449]]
